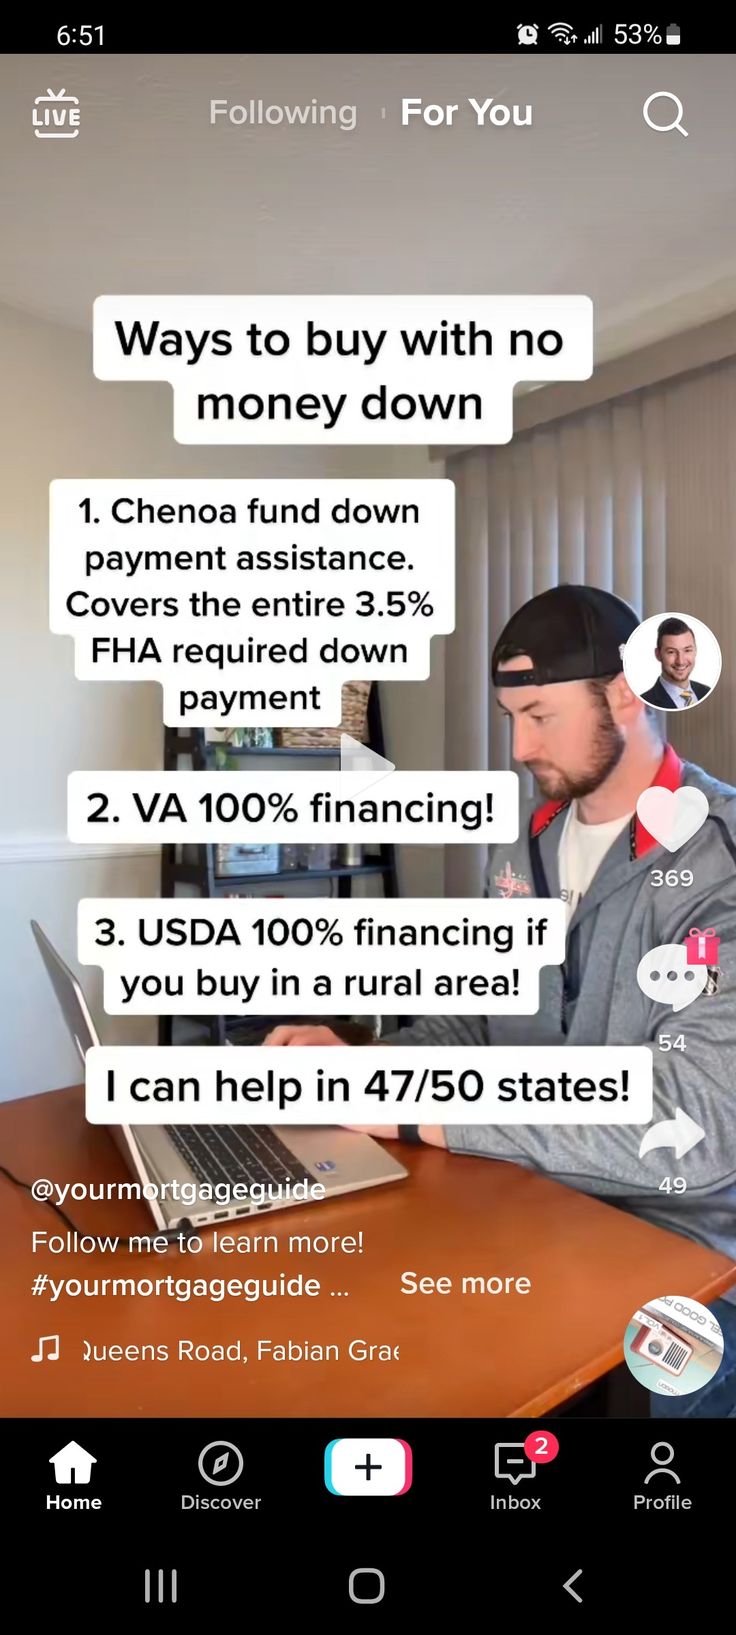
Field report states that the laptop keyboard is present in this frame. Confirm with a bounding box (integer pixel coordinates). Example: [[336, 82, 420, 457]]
[[168, 1124, 312, 1191]]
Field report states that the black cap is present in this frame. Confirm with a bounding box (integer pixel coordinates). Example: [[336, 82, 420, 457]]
[[492, 584, 640, 689]]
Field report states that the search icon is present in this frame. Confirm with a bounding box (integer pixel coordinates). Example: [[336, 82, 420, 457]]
[[643, 92, 688, 137]]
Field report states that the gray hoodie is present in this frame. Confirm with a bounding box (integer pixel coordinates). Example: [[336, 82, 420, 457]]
[[386, 750, 736, 1297]]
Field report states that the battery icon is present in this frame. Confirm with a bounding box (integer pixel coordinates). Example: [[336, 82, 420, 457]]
[[666, 24, 681, 45]]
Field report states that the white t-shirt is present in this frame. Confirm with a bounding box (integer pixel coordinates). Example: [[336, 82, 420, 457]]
[[558, 804, 631, 925]]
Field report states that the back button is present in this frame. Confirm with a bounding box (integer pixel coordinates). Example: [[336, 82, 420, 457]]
[[563, 1568, 583, 1603]]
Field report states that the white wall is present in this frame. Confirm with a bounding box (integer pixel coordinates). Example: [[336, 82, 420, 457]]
[[0, 303, 445, 1099]]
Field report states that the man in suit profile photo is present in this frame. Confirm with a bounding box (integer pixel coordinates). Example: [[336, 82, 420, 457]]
[[641, 617, 712, 710]]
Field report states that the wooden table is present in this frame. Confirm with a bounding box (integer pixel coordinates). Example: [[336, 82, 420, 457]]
[[3, 1086, 734, 1417]]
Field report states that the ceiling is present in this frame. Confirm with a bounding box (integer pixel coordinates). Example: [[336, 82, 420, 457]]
[[2, 52, 736, 360]]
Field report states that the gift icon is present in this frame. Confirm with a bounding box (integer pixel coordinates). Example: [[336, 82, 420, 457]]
[[685, 927, 720, 965], [33, 89, 81, 140]]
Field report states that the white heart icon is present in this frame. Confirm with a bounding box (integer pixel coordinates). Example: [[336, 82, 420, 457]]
[[636, 786, 709, 853]]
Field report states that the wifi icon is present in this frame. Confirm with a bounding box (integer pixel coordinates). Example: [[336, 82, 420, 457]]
[[548, 21, 577, 44]]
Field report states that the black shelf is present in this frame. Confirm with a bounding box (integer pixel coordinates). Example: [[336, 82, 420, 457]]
[[214, 862, 387, 888], [206, 744, 340, 759], [160, 697, 401, 1046]]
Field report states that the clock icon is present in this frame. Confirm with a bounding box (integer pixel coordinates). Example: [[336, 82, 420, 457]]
[[57, 25, 104, 48]]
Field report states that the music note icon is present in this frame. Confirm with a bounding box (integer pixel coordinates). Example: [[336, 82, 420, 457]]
[[32, 1334, 60, 1363]]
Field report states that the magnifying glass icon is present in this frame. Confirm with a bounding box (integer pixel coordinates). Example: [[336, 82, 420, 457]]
[[643, 92, 688, 137]]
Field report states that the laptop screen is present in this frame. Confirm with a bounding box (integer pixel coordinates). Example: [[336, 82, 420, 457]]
[[30, 920, 99, 1065]]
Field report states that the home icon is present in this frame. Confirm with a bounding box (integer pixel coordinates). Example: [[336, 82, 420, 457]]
[[49, 1440, 97, 1485]]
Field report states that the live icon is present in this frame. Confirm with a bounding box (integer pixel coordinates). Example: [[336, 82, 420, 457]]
[[32, 91, 80, 138]]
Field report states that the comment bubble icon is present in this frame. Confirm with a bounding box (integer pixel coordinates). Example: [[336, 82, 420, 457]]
[[493, 1443, 536, 1485], [636, 944, 708, 1013]]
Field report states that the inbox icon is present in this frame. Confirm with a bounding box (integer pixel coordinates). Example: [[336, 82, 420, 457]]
[[494, 1443, 536, 1485], [324, 1438, 412, 1496]]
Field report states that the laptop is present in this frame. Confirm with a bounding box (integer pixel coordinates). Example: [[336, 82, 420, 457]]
[[31, 921, 407, 1232]]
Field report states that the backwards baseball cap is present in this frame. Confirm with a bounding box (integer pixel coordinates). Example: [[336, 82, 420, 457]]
[[492, 583, 640, 689]]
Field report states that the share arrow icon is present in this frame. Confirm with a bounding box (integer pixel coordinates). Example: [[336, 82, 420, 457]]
[[638, 1107, 706, 1161]]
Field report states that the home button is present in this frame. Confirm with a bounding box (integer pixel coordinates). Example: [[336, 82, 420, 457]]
[[349, 1568, 385, 1605]]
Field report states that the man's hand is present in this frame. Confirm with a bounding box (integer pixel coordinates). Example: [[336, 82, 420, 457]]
[[345, 1124, 400, 1138], [263, 1024, 343, 1047], [342, 1125, 447, 1147], [261, 1024, 447, 1147]]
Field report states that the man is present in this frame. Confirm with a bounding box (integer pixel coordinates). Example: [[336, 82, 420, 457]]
[[266, 584, 736, 1416], [641, 616, 711, 709]]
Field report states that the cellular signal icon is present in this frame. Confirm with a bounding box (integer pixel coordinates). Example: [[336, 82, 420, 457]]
[[583, 25, 603, 44]]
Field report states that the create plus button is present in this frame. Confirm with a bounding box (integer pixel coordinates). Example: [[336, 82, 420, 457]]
[[324, 1438, 412, 1496]]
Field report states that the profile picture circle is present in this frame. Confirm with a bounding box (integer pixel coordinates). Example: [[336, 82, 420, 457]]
[[623, 1295, 724, 1398], [623, 611, 721, 713]]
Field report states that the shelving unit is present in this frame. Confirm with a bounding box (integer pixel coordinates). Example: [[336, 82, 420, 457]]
[[159, 688, 400, 1045]]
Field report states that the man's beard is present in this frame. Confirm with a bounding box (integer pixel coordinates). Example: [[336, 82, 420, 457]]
[[527, 696, 625, 801]]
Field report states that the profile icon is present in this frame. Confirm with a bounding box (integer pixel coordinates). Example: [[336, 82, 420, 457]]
[[643, 1442, 680, 1484], [622, 612, 721, 713]]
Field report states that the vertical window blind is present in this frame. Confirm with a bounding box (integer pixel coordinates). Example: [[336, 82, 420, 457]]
[[444, 356, 736, 894]]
